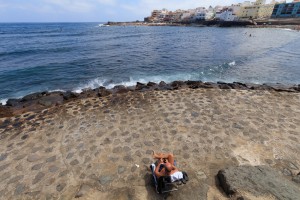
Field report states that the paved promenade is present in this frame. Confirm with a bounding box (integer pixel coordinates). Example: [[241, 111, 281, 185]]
[[0, 88, 299, 199]]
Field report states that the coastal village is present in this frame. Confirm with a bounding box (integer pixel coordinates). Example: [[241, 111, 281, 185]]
[[144, 0, 300, 24]]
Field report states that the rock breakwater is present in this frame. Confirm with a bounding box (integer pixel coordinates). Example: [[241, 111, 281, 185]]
[[1, 81, 299, 118]]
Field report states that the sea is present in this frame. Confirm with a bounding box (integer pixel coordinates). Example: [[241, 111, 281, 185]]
[[0, 22, 300, 105]]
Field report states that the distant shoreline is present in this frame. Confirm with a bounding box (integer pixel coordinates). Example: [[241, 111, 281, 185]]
[[105, 19, 300, 29]]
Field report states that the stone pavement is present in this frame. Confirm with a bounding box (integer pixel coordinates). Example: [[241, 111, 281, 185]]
[[0, 88, 299, 199]]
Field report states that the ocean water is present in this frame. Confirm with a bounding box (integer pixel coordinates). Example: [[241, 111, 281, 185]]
[[0, 23, 300, 104]]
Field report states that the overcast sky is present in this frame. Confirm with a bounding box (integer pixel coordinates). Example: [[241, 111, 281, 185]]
[[0, 0, 291, 22]]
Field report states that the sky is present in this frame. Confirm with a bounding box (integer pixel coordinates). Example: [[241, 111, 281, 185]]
[[0, 0, 292, 22]]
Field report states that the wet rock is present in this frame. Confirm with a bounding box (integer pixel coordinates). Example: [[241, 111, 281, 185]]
[[135, 82, 148, 91], [38, 95, 63, 107], [79, 88, 97, 98], [113, 85, 130, 94], [96, 87, 112, 97], [229, 82, 248, 90], [199, 82, 218, 89], [158, 81, 172, 90], [63, 91, 79, 100], [217, 165, 300, 199], [171, 81, 186, 89], [218, 82, 232, 89], [147, 82, 157, 87], [6, 99, 21, 107], [21, 92, 48, 102]]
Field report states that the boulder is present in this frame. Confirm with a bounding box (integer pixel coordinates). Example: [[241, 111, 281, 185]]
[[185, 81, 203, 89], [38, 95, 64, 107], [6, 99, 21, 107], [199, 82, 219, 89], [217, 165, 300, 200], [80, 88, 97, 98], [21, 92, 48, 102], [96, 87, 112, 97], [135, 82, 148, 91], [171, 81, 186, 89], [113, 85, 130, 94], [218, 82, 232, 89], [147, 82, 157, 87], [158, 81, 172, 90], [229, 82, 248, 90], [63, 91, 79, 100]]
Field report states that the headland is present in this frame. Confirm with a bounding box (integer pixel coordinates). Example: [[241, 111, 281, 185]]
[[0, 81, 300, 199]]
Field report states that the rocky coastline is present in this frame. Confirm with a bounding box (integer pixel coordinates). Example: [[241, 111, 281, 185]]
[[0, 81, 300, 199], [106, 20, 300, 29], [1, 81, 299, 118]]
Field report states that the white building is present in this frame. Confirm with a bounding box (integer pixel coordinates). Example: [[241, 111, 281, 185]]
[[217, 9, 238, 21]]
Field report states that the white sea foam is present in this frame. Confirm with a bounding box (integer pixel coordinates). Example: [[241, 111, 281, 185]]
[[228, 61, 236, 66], [72, 74, 197, 93], [0, 99, 8, 106], [49, 89, 65, 93]]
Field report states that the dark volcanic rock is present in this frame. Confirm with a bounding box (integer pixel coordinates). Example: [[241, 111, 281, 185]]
[[229, 82, 248, 90], [63, 91, 79, 100], [6, 99, 21, 107], [217, 165, 300, 199], [135, 82, 148, 91], [96, 87, 112, 97], [200, 82, 219, 89], [218, 82, 232, 89], [38, 95, 64, 107], [147, 82, 157, 87], [21, 92, 48, 102], [79, 88, 97, 98], [113, 85, 130, 93], [171, 81, 186, 89]]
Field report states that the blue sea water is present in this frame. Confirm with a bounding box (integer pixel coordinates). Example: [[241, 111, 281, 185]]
[[0, 23, 300, 104]]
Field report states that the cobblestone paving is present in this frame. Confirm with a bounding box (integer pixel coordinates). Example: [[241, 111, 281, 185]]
[[0, 89, 299, 199]]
